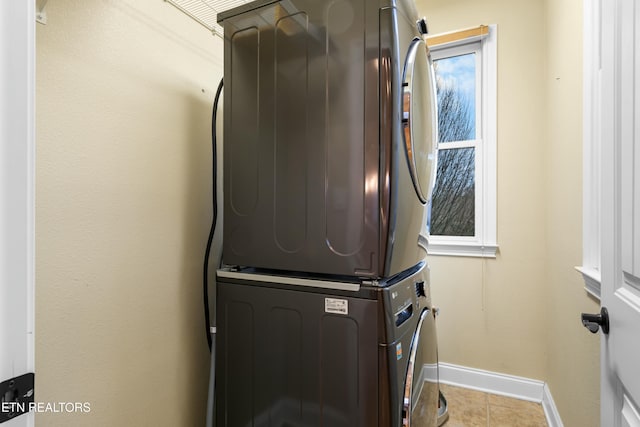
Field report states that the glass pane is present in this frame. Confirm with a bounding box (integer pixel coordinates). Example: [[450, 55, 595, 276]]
[[430, 148, 475, 236], [433, 53, 476, 142]]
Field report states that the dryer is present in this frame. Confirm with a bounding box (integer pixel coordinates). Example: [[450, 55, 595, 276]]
[[217, 0, 438, 278]]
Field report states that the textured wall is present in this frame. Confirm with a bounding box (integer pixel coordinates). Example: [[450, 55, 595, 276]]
[[35, 0, 221, 425]]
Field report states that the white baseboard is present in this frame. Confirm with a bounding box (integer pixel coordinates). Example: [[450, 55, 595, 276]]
[[542, 383, 564, 427], [437, 362, 563, 426], [438, 362, 545, 401]]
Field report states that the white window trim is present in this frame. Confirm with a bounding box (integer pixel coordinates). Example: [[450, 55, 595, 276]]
[[577, 0, 602, 299], [427, 25, 498, 258]]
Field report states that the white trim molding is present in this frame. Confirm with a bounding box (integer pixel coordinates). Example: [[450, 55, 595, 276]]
[[542, 383, 565, 427], [437, 363, 563, 426], [426, 241, 498, 258], [0, 1, 36, 426], [438, 362, 544, 402], [578, 0, 602, 299], [575, 266, 602, 300]]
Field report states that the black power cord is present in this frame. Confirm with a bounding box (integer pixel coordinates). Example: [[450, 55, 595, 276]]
[[203, 78, 224, 352]]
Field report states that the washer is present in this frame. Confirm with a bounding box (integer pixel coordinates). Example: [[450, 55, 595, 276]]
[[217, 0, 438, 278], [213, 262, 439, 427]]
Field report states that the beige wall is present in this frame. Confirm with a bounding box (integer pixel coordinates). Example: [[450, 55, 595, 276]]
[[35, 0, 221, 425], [416, 0, 600, 425], [416, 0, 549, 380], [544, 0, 600, 425]]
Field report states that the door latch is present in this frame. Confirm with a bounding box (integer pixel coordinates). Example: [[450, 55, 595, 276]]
[[581, 307, 610, 335], [0, 373, 34, 423]]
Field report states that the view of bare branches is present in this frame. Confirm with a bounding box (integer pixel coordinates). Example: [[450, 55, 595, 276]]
[[430, 66, 476, 236]]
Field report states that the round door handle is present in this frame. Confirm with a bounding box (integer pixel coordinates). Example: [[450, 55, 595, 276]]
[[581, 307, 609, 334]]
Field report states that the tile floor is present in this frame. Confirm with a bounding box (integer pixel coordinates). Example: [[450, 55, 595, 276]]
[[440, 384, 549, 427]]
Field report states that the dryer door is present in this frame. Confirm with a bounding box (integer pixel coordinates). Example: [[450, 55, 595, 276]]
[[402, 308, 439, 426], [402, 38, 438, 204]]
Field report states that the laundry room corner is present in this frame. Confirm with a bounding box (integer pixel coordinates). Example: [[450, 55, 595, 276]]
[[27, 0, 604, 425], [416, 0, 600, 426], [417, 0, 549, 384], [35, 0, 222, 425]]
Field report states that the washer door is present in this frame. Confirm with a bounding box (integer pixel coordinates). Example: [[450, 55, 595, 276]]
[[402, 38, 438, 204], [402, 308, 439, 426]]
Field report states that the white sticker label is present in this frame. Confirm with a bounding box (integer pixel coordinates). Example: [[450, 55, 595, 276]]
[[325, 298, 348, 315]]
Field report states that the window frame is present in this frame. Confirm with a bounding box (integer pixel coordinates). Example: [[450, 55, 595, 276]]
[[426, 25, 498, 258]]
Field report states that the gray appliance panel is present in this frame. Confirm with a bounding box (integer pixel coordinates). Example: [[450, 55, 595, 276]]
[[378, 262, 438, 427], [215, 280, 380, 427], [220, 0, 432, 278], [214, 261, 439, 426]]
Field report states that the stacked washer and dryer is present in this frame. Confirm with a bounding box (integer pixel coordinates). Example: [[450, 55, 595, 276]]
[[209, 0, 445, 425]]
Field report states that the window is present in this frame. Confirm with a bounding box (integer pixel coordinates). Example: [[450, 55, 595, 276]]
[[426, 25, 498, 257]]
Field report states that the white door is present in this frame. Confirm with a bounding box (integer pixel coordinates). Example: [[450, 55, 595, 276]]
[[0, 1, 36, 426], [599, 0, 640, 425]]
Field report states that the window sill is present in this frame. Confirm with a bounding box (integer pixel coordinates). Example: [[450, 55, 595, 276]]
[[426, 241, 498, 258], [575, 266, 601, 301]]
